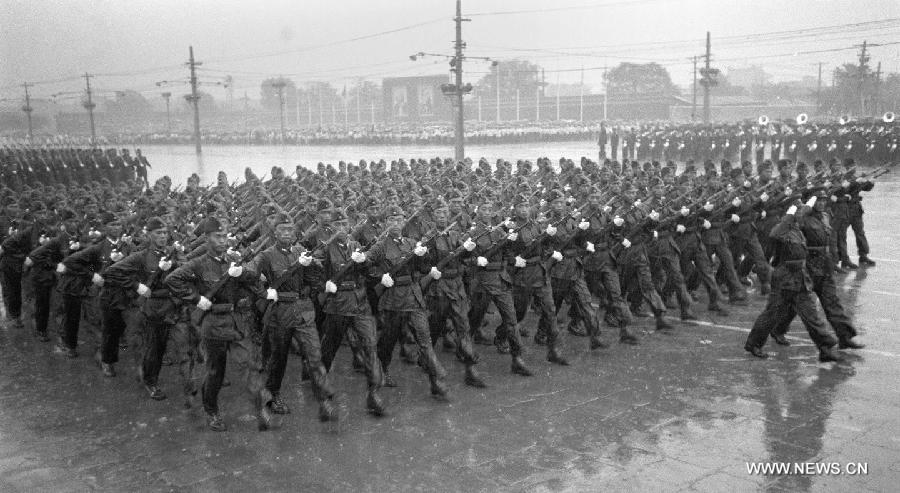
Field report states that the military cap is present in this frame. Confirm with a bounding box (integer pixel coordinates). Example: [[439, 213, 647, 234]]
[[271, 212, 293, 227], [547, 189, 565, 202], [796, 161, 808, 171], [777, 159, 791, 170], [201, 216, 229, 235], [145, 216, 166, 232], [99, 211, 120, 225], [384, 205, 405, 218], [58, 208, 77, 221], [431, 197, 449, 211]]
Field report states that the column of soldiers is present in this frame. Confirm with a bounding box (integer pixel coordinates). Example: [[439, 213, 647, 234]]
[[600, 119, 900, 167], [0, 148, 888, 433], [0, 145, 151, 190]]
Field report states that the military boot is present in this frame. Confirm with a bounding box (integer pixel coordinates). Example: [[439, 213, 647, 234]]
[[464, 365, 486, 388]]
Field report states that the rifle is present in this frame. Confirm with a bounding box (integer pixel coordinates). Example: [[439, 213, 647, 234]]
[[373, 220, 459, 297], [189, 239, 269, 327]]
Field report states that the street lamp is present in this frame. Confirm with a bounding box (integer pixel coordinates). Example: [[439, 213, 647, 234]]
[[161, 92, 172, 132]]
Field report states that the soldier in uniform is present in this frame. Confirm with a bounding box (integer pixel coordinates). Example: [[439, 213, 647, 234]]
[[744, 197, 842, 362], [768, 189, 865, 350], [246, 212, 338, 422], [466, 191, 534, 377], [24, 209, 79, 341], [0, 210, 38, 328], [420, 198, 486, 387], [507, 192, 573, 361], [317, 208, 386, 417], [165, 217, 266, 432], [367, 205, 449, 398]]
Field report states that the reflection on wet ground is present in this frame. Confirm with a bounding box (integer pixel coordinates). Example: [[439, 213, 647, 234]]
[[2, 164, 899, 492]]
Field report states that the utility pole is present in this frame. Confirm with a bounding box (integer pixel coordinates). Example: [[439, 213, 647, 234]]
[[161, 92, 172, 132], [815, 62, 822, 115], [186, 46, 202, 154], [579, 66, 584, 122], [516, 88, 520, 121], [82, 73, 97, 146], [496, 62, 501, 123], [21, 83, 34, 141], [703, 32, 711, 124], [451, 0, 468, 161], [874, 61, 882, 115], [603, 65, 608, 121], [271, 79, 287, 145], [691, 56, 698, 121], [857, 40, 869, 116]]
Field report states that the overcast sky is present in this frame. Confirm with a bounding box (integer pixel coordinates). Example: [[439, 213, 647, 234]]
[[2, 0, 899, 102]]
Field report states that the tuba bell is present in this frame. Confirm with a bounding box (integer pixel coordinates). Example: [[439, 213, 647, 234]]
[[884, 111, 895, 123], [757, 115, 769, 125], [796, 113, 809, 125], [839, 115, 851, 125]]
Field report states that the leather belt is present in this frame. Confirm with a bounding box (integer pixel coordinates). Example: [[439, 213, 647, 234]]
[[275, 292, 300, 301], [393, 275, 413, 286], [210, 303, 233, 313], [482, 262, 504, 271]]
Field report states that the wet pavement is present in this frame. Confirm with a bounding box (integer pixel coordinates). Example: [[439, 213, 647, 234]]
[[2, 176, 900, 492]]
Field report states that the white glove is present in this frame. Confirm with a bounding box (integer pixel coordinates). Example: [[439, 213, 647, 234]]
[[702, 219, 712, 229], [586, 241, 595, 253], [760, 192, 769, 203], [830, 195, 838, 202], [56, 263, 66, 274], [545, 224, 557, 236], [855, 176, 863, 183], [633, 199, 642, 207], [649, 210, 660, 221], [786, 205, 798, 216], [761, 210, 767, 218], [653, 230, 659, 239], [69, 241, 80, 250], [551, 250, 563, 261], [805, 196, 817, 208], [299, 254, 312, 266], [676, 224, 686, 233], [429, 266, 442, 280], [539, 199, 547, 207], [463, 238, 476, 251], [621, 238, 632, 248], [703, 202, 714, 212], [137, 283, 150, 297], [680, 206, 689, 216], [841, 180, 850, 188], [503, 218, 515, 228], [413, 243, 428, 256], [110, 250, 124, 262], [260, 273, 267, 283], [174, 241, 185, 253], [227, 263, 243, 277], [197, 296, 212, 311], [351, 250, 366, 263], [731, 197, 742, 207], [784, 187, 793, 196], [823, 181, 831, 188], [266, 288, 278, 301], [158, 259, 173, 271], [743, 180, 751, 188], [613, 216, 624, 227], [380, 273, 394, 287], [92, 273, 104, 286], [731, 214, 740, 223], [602, 205, 612, 213], [38, 235, 48, 245], [476, 256, 488, 267], [24, 257, 33, 267], [578, 219, 590, 230], [325, 280, 338, 293], [506, 232, 518, 242], [514, 255, 527, 268]]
